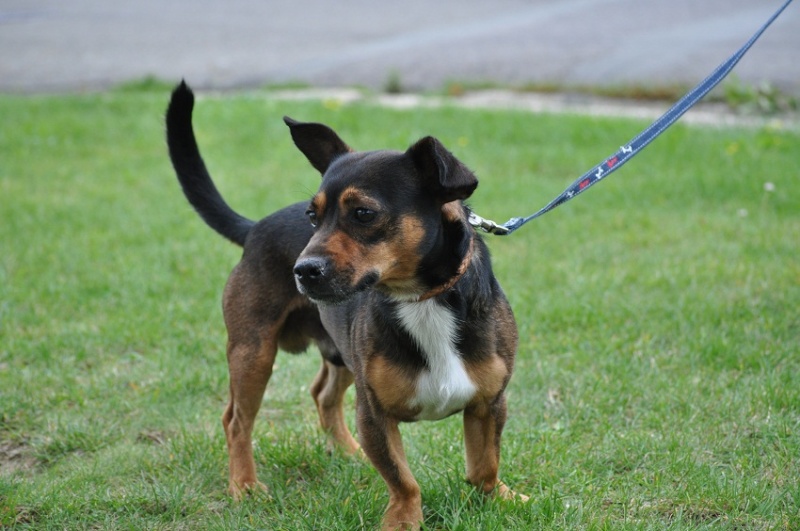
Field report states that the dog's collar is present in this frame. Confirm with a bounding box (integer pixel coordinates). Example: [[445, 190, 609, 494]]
[[417, 235, 474, 302]]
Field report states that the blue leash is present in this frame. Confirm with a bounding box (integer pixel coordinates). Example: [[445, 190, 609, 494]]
[[470, 0, 794, 236]]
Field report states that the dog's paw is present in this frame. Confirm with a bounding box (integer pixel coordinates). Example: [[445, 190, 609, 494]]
[[492, 482, 530, 503], [381, 500, 423, 531], [228, 480, 268, 501], [325, 435, 362, 458]]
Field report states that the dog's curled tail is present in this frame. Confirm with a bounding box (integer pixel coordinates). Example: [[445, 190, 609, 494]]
[[166, 81, 255, 247]]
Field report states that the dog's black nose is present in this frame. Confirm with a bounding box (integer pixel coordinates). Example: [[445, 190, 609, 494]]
[[294, 257, 328, 283]]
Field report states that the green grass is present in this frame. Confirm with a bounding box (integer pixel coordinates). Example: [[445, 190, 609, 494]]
[[1, 86, 798, 530]]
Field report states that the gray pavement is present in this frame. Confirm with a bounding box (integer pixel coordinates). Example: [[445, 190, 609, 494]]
[[1, 0, 798, 95]]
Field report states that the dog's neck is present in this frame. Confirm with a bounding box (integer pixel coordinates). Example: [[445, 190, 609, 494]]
[[417, 234, 474, 302]]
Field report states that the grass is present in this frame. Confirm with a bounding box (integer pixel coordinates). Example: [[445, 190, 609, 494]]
[[1, 85, 798, 530]]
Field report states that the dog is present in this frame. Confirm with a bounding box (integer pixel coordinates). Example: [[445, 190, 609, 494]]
[[166, 81, 527, 530]]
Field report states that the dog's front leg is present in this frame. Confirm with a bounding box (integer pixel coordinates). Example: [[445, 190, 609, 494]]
[[463, 394, 529, 502], [357, 397, 422, 530]]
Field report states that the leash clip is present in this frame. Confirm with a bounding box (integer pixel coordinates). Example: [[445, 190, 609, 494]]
[[468, 212, 511, 235]]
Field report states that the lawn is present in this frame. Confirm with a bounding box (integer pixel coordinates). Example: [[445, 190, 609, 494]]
[[1, 85, 798, 530]]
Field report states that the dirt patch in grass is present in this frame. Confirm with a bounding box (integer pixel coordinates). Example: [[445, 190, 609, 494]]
[[0, 440, 38, 476], [0, 440, 41, 526]]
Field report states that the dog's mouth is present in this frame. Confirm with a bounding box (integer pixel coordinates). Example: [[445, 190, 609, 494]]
[[295, 281, 350, 306], [294, 262, 379, 305]]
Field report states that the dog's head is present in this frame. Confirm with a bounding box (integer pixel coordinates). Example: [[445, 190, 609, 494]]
[[285, 117, 478, 304]]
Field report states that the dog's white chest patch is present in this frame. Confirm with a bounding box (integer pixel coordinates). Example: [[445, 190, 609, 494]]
[[395, 299, 476, 421]]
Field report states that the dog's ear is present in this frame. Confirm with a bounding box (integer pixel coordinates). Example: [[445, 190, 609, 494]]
[[284, 117, 352, 175], [407, 136, 478, 203]]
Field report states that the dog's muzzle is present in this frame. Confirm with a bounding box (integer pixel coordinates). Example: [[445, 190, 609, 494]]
[[294, 256, 379, 304], [294, 257, 343, 303]]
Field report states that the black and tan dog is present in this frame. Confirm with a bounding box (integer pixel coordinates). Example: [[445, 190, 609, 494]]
[[166, 81, 527, 530]]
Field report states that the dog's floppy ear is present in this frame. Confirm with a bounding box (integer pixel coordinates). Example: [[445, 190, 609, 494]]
[[284, 117, 352, 175], [407, 136, 478, 203]]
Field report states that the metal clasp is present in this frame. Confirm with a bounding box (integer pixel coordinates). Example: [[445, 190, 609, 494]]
[[468, 212, 510, 235]]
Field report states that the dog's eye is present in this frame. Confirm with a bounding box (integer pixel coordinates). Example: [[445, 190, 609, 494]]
[[305, 209, 318, 227], [353, 208, 376, 224]]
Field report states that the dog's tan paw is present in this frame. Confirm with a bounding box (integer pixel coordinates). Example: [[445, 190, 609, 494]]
[[381, 508, 423, 530], [326, 437, 362, 458], [380, 494, 423, 531], [228, 480, 268, 501], [493, 482, 530, 503]]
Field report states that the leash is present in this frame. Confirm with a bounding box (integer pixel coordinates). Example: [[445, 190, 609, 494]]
[[469, 0, 794, 236]]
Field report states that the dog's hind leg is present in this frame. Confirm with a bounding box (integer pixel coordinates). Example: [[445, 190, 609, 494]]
[[310, 356, 359, 455], [222, 331, 277, 499]]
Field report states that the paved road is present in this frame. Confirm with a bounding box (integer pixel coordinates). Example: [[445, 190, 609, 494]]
[[1, 0, 798, 94]]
